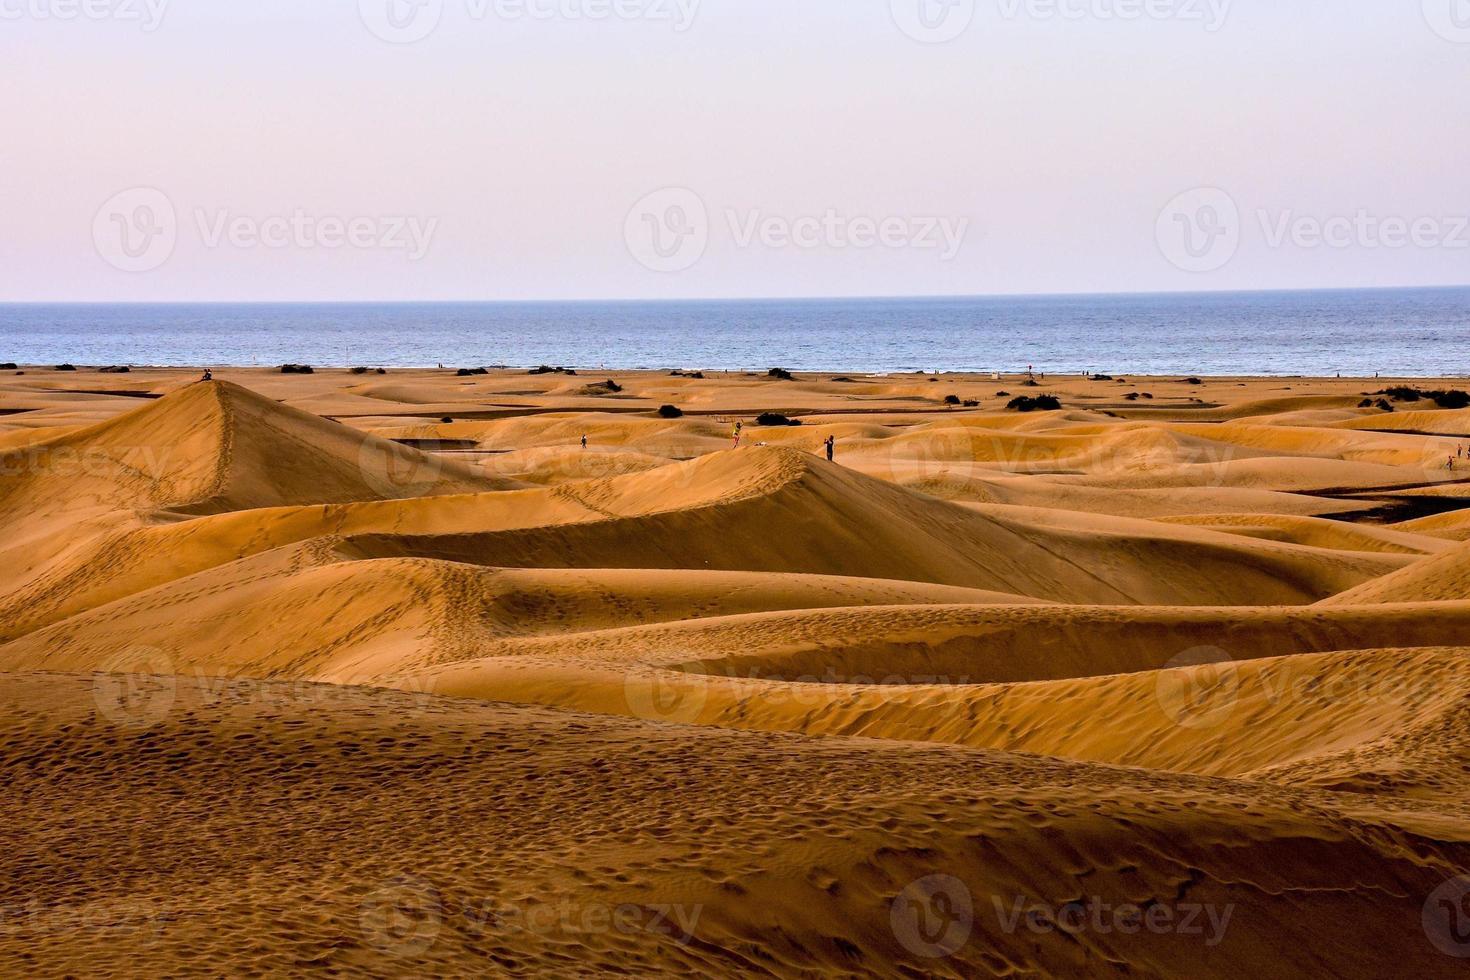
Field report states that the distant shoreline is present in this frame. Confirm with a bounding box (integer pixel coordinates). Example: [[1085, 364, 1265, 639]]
[[6, 365, 1467, 382]]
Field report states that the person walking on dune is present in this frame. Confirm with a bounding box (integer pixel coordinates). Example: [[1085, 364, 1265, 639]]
[[824, 435, 835, 462], [732, 420, 743, 449], [581, 434, 588, 450]]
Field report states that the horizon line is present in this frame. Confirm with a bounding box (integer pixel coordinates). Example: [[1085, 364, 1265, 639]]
[[4, 283, 1470, 307]]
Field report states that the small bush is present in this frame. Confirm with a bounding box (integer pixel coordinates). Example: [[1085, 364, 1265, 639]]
[[768, 368, 795, 381], [54, 364, 77, 371], [944, 395, 962, 405], [1090, 374, 1114, 381], [658, 404, 684, 419], [529, 365, 572, 375], [1432, 390, 1470, 410], [0, 363, 15, 370], [756, 412, 802, 427], [1142, 393, 1154, 399], [1125, 393, 1141, 401], [457, 368, 489, 377], [350, 366, 370, 375], [280, 364, 314, 375], [1007, 395, 1062, 413], [99, 365, 131, 374], [1376, 398, 1395, 412], [1378, 386, 1422, 402], [441, 417, 454, 424], [1181, 377, 1203, 385], [996, 390, 1011, 397], [1376, 387, 1470, 409], [963, 399, 980, 407], [1021, 379, 1040, 388]]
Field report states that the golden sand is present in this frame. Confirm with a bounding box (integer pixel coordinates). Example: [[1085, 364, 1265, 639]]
[[2, 367, 1469, 976]]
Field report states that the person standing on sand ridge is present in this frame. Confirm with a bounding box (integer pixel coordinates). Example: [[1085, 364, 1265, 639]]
[[824, 435, 835, 462]]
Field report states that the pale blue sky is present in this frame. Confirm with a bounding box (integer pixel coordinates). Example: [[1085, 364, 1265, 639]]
[[2, 1, 1467, 300]]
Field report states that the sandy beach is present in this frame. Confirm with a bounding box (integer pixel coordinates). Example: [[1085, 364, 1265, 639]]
[[3, 365, 1470, 976]]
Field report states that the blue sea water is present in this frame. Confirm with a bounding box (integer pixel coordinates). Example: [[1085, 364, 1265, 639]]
[[2, 287, 1468, 376]]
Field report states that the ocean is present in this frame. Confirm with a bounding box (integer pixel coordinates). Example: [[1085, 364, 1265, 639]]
[[3, 287, 1468, 376]]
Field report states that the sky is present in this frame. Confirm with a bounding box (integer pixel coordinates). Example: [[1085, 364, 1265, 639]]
[[2, 0, 1468, 301]]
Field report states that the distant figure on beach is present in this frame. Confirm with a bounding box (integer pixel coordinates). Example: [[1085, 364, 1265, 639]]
[[581, 434, 588, 450], [824, 435, 835, 462], [732, 420, 743, 449]]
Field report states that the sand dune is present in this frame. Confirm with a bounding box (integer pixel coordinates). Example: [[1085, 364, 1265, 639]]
[[2, 368, 1469, 977]]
